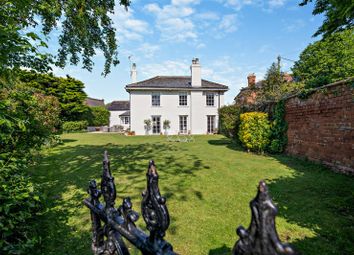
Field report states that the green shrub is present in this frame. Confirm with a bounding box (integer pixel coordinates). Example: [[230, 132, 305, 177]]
[[0, 84, 60, 254], [86, 106, 110, 126], [62, 120, 88, 132], [269, 100, 288, 153], [0, 163, 42, 254], [238, 112, 271, 153], [219, 105, 241, 138]]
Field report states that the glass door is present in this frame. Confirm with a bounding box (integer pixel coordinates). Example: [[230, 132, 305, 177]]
[[179, 116, 188, 134], [152, 116, 161, 134], [207, 115, 215, 134]]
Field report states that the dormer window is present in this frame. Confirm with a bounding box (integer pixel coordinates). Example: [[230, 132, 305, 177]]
[[179, 93, 187, 106], [152, 93, 160, 106], [206, 93, 214, 106]]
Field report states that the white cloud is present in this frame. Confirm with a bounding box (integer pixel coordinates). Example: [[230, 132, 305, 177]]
[[268, 0, 286, 8], [111, 6, 151, 42], [140, 60, 190, 77], [196, 12, 220, 21], [196, 43, 206, 49], [218, 14, 238, 33], [172, 0, 200, 5], [284, 19, 306, 32], [220, 0, 287, 11], [144, 2, 197, 42], [137, 43, 160, 58]]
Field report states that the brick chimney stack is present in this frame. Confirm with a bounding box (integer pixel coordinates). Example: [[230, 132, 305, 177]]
[[247, 73, 256, 87]]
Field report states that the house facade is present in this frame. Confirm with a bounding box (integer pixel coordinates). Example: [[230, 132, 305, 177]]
[[125, 59, 228, 135], [106, 101, 130, 130]]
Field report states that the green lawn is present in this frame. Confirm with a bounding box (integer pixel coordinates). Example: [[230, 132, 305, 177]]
[[29, 133, 354, 255]]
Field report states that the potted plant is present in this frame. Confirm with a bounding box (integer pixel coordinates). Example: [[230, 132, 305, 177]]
[[144, 119, 152, 135], [163, 120, 170, 135]]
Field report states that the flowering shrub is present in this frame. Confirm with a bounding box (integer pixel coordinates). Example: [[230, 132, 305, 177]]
[[238, 112, 271, 153]]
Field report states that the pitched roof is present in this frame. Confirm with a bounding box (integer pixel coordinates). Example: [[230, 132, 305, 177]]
[[119, 110, 130, 116], [84, 97, 105, 107], [125, 76, 228, 90], [106, 100, 130, 111]]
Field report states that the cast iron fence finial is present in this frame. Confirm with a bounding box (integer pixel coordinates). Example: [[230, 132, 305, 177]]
[[84, 151, 176, 255], [84, 151, 297, 255], [232, 180, 297, 255]]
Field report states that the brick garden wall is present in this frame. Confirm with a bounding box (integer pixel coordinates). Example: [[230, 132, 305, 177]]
[[285, 79, 354, 174]]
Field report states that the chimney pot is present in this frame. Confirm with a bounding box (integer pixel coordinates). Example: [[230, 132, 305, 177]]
[[247, 73, 256, 87], [130, 63, 137, 83]]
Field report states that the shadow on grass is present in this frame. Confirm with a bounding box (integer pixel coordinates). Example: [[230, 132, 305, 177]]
[[208, 244, 232, 255], [31, 140, 208, 255], [207, 136, 354, 255]]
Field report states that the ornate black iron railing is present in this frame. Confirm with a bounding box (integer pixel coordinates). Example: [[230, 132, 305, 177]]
[[84, 151, 297, 255]]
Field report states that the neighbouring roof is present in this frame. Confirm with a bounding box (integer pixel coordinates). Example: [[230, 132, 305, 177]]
[[119, 110, 130, 116], [84, 97, 105, 107], [125, 76, 228, 91], [106, 100, 130, 111]]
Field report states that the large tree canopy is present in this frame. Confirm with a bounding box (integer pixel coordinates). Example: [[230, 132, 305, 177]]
[[292, 29, 354, 87], [300, 0, 354, 37], [0, 0, 130, 76], [18, 70, 88, 121]]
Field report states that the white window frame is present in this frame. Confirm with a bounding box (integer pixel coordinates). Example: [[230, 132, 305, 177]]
[[179, 92, 187, 106], [152, 116, 161, 134], [151, 93, 160, 106], [206, 93, 215, 106], [207, 115, 215, 133], [179, 115, 188, 134]]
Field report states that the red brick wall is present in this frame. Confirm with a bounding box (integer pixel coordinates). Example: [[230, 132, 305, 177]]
[[285, 80, 354, 174]]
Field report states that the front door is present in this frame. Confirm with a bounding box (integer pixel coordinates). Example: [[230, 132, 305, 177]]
[[152, 116, 161, 134], [207, 115, 215, 134]]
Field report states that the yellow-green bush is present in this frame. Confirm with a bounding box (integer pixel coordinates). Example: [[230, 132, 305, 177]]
[[238, 112, 271, 153]]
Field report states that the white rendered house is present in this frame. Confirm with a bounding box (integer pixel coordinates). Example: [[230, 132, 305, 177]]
[[125, 59, 229, 135], [106, 101, 130, 130]]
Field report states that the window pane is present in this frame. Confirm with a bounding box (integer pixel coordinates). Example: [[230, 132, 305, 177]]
[[179, 116, 187, 133], [152, 93, 160, 106], [206, 93, 214, 106], [179, 93, 187, 106]]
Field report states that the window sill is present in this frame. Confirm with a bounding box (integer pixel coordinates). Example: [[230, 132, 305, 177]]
[[178, 105, 189, 108]]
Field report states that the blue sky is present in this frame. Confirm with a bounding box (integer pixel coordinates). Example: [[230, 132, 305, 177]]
[[50, 0, 324, 104]]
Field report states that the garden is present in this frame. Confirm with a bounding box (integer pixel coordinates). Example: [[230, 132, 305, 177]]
[[27, 133, 354, 255]]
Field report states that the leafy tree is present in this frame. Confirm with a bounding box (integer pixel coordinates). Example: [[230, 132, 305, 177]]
[[0, 84, 60, 254], [18, 70, 88, 121], [0, 0, 130, 76], [87, 106, 110, 126], [300, 0, 354, 37], [218, 105, 241, 138], [292, 29, 354, 88], [263, 60, 283, 100]]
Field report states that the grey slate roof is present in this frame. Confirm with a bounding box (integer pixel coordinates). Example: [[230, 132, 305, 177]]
[[125, 76, 228, 90], [84, 97, 105, 107], [119, 110, 130, 116], [106, 101, 130, 111]]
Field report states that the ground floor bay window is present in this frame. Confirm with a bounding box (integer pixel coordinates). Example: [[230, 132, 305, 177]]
[[179, 115, 188, 134], [152, 116, 161, 134], [207, 115, 215, 134]]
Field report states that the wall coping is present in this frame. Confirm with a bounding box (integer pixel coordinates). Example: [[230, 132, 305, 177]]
[[283, 77, 354, 101]]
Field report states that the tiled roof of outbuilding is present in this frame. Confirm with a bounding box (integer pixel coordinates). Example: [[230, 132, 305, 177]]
[[106, 101, 130, 111], [84, 97, 105, 107]]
